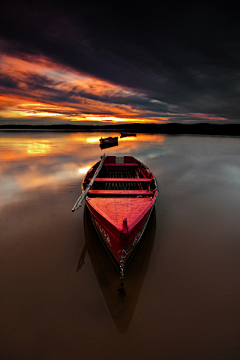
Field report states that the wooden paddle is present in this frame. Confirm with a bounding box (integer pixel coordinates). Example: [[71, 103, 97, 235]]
[[72, 153, 106, 212]]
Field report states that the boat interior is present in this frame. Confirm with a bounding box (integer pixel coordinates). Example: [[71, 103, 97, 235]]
[[83, 156, 157, 197]]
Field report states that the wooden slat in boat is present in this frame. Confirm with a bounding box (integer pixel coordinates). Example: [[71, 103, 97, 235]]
[[103, 162, 139, 167], [88, 190, 152, 196], [88, 178, 151, 183]]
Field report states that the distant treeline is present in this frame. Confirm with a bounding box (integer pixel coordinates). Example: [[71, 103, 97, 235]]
[[1, 123, 240, 136]]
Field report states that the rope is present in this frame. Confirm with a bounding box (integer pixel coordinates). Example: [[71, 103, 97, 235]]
[[118, 250, 127, 297]]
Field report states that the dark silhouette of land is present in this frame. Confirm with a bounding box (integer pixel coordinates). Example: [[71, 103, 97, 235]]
[[1, 123, 240, 136]]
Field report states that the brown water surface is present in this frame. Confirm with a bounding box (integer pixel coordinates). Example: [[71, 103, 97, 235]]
[[0, 131, 240, 359]]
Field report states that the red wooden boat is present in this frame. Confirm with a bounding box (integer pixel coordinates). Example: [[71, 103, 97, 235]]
[[72, 154, 158, 294]]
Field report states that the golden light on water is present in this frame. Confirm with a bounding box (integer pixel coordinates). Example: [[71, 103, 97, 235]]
[[119, 133, 165, 143], [78, 166, 91, 174], [86, 137, 101, 143], [27, 142, 52, 155], [0, 131, 167, 207]]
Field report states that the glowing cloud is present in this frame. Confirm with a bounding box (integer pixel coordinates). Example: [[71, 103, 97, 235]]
[[0, 54, 172, 124]]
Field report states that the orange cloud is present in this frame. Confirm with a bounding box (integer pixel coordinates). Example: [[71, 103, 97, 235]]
[[0, 54, 168, 124]]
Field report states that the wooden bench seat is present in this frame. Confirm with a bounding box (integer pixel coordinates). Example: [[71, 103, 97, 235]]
[[103, 163, 139, 167], [88, 190, 152, 196], [89, 178, 151, 182]]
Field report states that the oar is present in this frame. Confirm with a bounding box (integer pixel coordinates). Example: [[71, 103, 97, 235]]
[[72, 153, 106, 212]]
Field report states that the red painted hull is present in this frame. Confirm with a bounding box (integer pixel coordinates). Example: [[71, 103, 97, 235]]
[[86, 198, 154, 267], [82, 155, 158, 271]]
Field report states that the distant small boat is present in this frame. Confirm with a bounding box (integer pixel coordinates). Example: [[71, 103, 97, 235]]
[[120, 132, 137, 138], [99, 136, 118, 146], [72, 154, 158, 295]]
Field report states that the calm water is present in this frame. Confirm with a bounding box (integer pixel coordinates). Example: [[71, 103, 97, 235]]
[[0, 131, 240, 360]]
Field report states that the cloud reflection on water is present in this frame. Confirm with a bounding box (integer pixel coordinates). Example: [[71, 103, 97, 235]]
[[0, 132, 166, 206]]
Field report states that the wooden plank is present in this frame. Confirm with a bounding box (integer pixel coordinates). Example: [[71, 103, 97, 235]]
[[89, 178, 151, 182], [72, 154, 106, 211], [116, 156, 124, 163], [88, 190, 152, 195], [103, 163, 138, 167]]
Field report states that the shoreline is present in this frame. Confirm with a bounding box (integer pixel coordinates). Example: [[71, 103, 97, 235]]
[[0, 123, 240, 137]]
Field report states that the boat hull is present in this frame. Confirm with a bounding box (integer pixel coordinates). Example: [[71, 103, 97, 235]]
[[86, 199, 155, 268]]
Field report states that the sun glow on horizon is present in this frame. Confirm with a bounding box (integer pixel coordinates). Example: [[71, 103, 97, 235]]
[[0, 53, 173, 124], [0, 53, 229, 125], [70, 115, 164, 123]]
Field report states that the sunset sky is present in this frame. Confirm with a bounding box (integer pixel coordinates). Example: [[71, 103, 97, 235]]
[[0, 1, 240, 125]]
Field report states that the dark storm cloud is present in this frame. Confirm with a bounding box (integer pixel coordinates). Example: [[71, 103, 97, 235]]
[[0, 73, 18, 89], [0, 68, 169, 116], [23, 74, 57, 91], [1, 1, 240, 121]]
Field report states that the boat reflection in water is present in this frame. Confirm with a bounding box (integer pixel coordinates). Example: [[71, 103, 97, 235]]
[[99, 142, 119, 150], [78, 205, 156, 333]]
